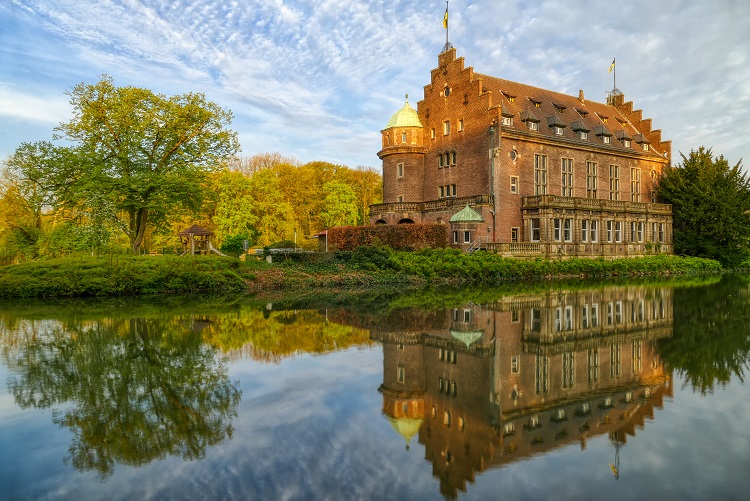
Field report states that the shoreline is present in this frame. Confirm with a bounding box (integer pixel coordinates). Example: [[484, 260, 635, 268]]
[[0, 252, 728, 299]]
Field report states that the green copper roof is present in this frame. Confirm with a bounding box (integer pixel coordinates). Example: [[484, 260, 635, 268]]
[[450, 204, 484, 223], [385, 96, 422, 129], [450, 330, 484, 348]]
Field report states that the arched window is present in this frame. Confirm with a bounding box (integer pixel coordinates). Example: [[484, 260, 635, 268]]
[[438, 154, 444, 168], [451, 151, 457, 165]]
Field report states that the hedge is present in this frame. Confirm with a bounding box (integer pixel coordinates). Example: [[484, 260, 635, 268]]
[[327, 224, 448, 251]]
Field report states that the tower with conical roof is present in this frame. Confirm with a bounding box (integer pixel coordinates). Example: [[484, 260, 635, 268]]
[[377, 95, 427, 212]]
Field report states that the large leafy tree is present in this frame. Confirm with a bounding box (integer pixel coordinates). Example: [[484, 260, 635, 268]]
[[321, 180, 359, 228], [657, 147, 750, 266], [15, 76, 239, 254]]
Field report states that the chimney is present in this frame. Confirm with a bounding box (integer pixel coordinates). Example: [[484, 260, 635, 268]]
[[579, 89, 585, 103]]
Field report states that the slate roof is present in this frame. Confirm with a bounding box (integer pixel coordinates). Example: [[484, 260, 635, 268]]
[[479, 72, 661, 154]]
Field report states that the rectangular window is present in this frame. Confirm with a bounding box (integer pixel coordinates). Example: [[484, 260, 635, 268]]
[[643, 143, 649, 151], [631, 168, 641, 202], [588, 348, 599, 383], [463, 309, 471, 322], [464, 231, 471, 244], [431, 128, 436, 139], [581, 220, 589, 242], [510, 176, 519, 194], [528, 121, 539, 131], [563, 219, 572, 242], [535, 354, 549, 395], [443, 120, 450, 135], [630, 221, 637, 242], [401, 132, 407, 143], [562, 351, 575, 389], [564, 306, 573, 330], [580, 131, 589, 140], [606, 220, 613, 242], [502, 116, 513, 126], [458, 119, 464, 132], [453, 231, 459, 244], [534, 154, 548, 195], [397, 162, 404, 178], [615, 221, 622, 242], [590, 220, 598, 242], [609, 164, 620, 200], [511, 356, 520, 374], [451, 184, 456, 197], [561, 158, 573, 196], [397, 195, 403, 203], [611, 344, 622, 379], [531, 219, 541, 242], [603, 135, 611, 144], [637, 222, 644, 242], [659, 223, 665, 242], [582, 304, 590, 329], [591, 303, 599, 327], [511, 227, 519, 243], [439, 186, 445, 198], [397, 366, 405, 383], [586, 162, 598, 198], [554, 126, 564, 136], [553, 218, 561, 242]]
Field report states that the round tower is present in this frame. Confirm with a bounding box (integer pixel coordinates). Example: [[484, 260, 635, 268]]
[[378, 95, 427, 204]]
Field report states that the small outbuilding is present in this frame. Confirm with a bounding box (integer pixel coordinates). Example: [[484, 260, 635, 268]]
[[178, 224, 214, 255]]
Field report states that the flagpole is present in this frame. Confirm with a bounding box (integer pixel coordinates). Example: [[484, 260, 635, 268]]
[[445, 1, 449, 49], [613, 57, 616, 91]]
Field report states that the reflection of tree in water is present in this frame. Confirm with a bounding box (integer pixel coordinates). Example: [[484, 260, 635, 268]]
[[657, 277, 750, 394], [5, 317, 241, 478]]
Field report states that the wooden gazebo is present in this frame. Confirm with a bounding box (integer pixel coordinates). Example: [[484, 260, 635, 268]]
[[177, 224, 214, 255]]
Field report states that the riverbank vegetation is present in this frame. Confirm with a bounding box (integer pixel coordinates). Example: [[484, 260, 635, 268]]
[[0, 250, 725, 299]]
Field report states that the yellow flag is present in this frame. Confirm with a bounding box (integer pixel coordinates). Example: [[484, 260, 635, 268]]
[[443, 6, 448, 29], [608, 58, 615, 73]]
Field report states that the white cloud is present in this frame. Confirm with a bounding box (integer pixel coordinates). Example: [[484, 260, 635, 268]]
[[1, 0, 748, 167]]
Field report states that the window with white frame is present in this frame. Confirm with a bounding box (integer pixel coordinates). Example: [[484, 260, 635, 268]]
[[511, 356, 520, 374], [458, 119, 464, 131], [581, 220, 589, 242], [590, 220, 599, 242], [531, 218, 541, 242], [534, 154, 548, 195], [606, 220, 613, 242], [443, 120, 450, 135], [431, 128, 436, 139], [511, 227, 519, 242], [603, 135, 611, 144], [631, 168, 641, 202], [614, 221, 622, 242], [563, 219, 572, 242], [502, 116, 513, 126], [510, 176, 519, 194], [397, 366, 405, 383], [630, 221, 637, 242], [586, 162, 598, 198], [554, 218, 561, 241], [561, 158, 573, 196], [637, 222, 644, 242], [464, 230, 471, 243], [397, 162, 404, 178], [609, 164, 620, 200], [591, 303, 599, 327], [659, 223, 665, 242], [529, 121, 539, 131], [401, 132, 407, 143]]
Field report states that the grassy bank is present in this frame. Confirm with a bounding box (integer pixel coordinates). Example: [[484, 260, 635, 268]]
[[0, 249, 726, 299]]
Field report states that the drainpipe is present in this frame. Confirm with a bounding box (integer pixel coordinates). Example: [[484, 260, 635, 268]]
[[489, 121, 497, 243]]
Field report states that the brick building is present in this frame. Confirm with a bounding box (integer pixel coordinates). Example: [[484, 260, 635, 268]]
[[367, 285, 674, 498], [370, 48, 674, 257]]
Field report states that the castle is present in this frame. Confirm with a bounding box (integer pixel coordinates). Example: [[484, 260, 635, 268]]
[[370, 48, 674, 257]]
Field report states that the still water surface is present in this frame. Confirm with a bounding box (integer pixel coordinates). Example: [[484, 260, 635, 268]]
[[1, 277, 749, 500]]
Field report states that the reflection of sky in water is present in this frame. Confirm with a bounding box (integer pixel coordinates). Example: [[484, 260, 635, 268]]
[[2, 339, 750, 499]]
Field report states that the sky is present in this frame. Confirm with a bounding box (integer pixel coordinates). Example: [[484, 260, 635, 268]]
[[1, 0, 749, 170]]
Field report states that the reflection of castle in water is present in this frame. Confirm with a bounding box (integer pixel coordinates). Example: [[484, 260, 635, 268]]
[[372, 286, 673, 499]]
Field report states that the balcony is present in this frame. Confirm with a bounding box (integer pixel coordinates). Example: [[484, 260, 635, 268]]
[[522, 195, 671, 215], [370, 195, 494, 216]]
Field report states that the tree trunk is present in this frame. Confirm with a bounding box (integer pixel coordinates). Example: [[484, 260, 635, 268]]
[[130, 207, 149, 254]]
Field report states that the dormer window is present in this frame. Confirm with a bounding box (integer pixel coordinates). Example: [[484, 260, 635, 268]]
[[580, 131, 588, 140], [634, 133, 651, 152], [642, 143, 649, 151], [529, 121, 538, 131], [554, 126, 564, 135], [615, 130, 633, 148], [546, 114, 566, 136], [502, 91, 516, 103], [528, 97, 542, 108], [603, 136, 611, 144], [503, 116, 513, 126], [597, 113, 609, 123], [623, 139, 631, 148], [552, 102, 566, 114], [575, 108, 588, 117], [594, 124, 612, 144]]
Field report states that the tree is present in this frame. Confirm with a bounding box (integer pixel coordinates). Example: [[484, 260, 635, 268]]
[[210, 169, 258, 242], [657, 147, 750, 266], [321, 180, 359, 228], [22, 75, 239, 254]]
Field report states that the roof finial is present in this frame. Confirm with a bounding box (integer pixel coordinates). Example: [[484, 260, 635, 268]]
[[405, 93, 409, 102]]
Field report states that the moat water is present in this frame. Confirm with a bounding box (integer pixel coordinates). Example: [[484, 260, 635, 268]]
[[1, 276, 749, 500]]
